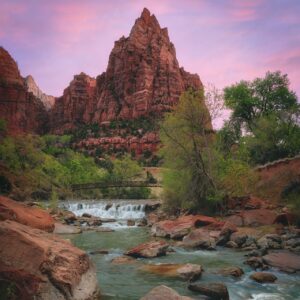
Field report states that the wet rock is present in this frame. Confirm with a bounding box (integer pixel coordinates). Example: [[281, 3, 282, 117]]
[[230, 232, 248, 247], [244, 257, 266, 270], [82, 226, 114, 232], [262, 251, 300, 273], [90, 249, 109, 255], [182, 228, 218, 250], [225, 241, 238, 248], [257, 234, 282, 250], [141, 285, 193, 300], [188, 282, 229, 300], [242, 237, 257, 249], [82, 213, 92, 218], [53, 222, 82, 234], [125, 240, 169, 258], [127, 219, 136, 226], [141, 263, 202, 281], [250, 272, 277, 283], [0, 196, 54, 232], [105, 203, 112, 210], [218, 266, 244, 278], [0, 220, 100, 300], [100, 218, 116, 223], [111, 256, 136, 264], [245, 248, 268, 258], [137, 218, 147, 227], [151, 215, 216, 239], [284, 238, 300, 249]]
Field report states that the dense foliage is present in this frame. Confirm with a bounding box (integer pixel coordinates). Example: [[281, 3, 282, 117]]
[[160, 89, 256, 213], [0, 135, 150, 201], [223, 71, 300, 164]]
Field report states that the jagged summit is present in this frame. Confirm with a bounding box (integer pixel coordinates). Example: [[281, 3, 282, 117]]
[[51, 8, 203, 133]]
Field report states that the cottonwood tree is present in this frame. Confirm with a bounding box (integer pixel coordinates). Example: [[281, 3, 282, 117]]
[[160, 89, 216, 212]]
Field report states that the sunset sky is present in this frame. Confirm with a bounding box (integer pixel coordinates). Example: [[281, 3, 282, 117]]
[[1, 0, 300, 98]]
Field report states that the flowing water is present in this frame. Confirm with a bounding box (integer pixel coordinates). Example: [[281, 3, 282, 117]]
[[63, 200, 300, 300]]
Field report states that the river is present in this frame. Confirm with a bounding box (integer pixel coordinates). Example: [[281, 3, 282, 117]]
[[61, 200, 300, 300]]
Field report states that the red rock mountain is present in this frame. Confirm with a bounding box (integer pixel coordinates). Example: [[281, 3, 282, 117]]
[[50, 8, 202, 133], [0, 47, 49, 135]]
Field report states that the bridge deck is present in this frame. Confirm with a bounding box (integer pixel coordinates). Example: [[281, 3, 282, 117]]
[[71, 181, 162, 190]]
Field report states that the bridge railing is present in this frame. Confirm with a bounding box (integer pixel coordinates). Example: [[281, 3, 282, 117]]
[[71, 181, 162, 191]]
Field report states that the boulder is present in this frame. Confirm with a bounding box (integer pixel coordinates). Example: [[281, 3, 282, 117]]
[[0, 220, 100, 300], [0, 196, 54, 232], [53, 222, 82, 234], [141, 285, 193, 300], [152, 215, 217, 239], [262, 251, 300, 273], [125, 240, 169, 258], [141, 263, 202, 281], [218, 266, 244, 278], [111, 256, 136, 264], [182, 228, 218, 249], [250, 272, 277, 283], [188, 282, 229, 300]]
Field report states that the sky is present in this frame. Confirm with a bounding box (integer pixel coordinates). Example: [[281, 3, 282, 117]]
[[1, 0, 300, 100]]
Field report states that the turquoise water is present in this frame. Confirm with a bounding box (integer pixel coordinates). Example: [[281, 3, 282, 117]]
[[66, 228, 300, 300]]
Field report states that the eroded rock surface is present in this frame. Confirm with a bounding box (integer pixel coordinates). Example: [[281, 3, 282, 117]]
[[0, 196, 54, 232], [0, 220, 100, 300]]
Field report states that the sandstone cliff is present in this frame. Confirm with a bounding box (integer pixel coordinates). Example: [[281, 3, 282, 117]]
[[51, 8, 203, 133], [0, 47, 49, 135], [25, 75, 55, 110]]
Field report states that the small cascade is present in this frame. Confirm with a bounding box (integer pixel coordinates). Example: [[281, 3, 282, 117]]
[[61, 200, 146, 220]]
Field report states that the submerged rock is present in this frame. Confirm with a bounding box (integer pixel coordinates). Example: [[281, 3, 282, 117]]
[[141, 263, 202, 281], [188, 282, 229, 300], [140, 285, 193, 300], [250, 272, 277, 283], [0, 220, 100, 299], [0, 196, 54, 232], [111, 256, 136, 264], [125, 240, 169, 258]]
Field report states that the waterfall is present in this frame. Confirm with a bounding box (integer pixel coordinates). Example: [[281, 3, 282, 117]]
[[61, 200, 146, 220]]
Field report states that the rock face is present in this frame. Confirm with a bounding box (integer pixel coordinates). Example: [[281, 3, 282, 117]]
[[141, 285, 193, 300], [0, 220, 100, 300], [50, 8, 203, 133], [25, 75, 55, 110], [0, 196, 54, 232], [0, 47, 49, 135]]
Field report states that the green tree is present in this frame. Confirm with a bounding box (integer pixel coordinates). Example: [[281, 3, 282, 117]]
[[224, 71, 298, 132], [222, 71, 300, 164], [160, 89, 216, 212]]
